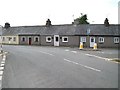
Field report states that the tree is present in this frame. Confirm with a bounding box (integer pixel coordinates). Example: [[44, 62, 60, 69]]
[[104, 18, 109, 27], [74, 14, 89, 24], [4, 22, 10, 29]]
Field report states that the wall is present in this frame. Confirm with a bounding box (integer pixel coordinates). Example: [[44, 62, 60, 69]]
[[96, 36, 119, 48], [80, 36, 119, 48], [40, 35, 54, 46], [59, 35, 79, 47], [19, 35, 40, 45], [2, 35, 19, 44]]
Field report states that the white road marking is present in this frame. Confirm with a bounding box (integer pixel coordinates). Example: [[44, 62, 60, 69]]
[[0, 64, 4, 67], [0, 71, 3, 75], [39, 51, 54, 56], [71, 51, 77, 53], [2, 58, 5, 60], [0, 76, 2, 80], [85, 54, 110, 61], [98, 52, 104, 54], [0, 54, 6, 89], [0, 67, 4, 70], [64, 59, 101, 72], [1, 61, 5, 64], [2, 60, 5, 63], [3, 55, 6, 58], [65, 49, 69, 51]]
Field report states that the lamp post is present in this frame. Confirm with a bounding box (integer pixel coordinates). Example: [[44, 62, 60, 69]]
[[0, 25, 3, 53]]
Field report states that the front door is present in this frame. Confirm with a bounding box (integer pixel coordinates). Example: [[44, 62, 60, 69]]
[[54, 35, 59, 46], [28, 37, 32, 45], [90, 37, 95, 47]]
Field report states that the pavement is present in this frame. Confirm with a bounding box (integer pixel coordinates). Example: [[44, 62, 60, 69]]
[[1, 45, 119, 88], [67, 47, 119, 62]]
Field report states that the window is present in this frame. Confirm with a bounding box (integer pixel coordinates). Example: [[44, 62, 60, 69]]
[[114, 37, 119, 43], [62, 37, 68, 42], [8, 37, 12, 41], [21, 37, 26, 42], [80, 37, 86, 42], [13, 37, 16, 41], [99, 37, 104, 43], [46, 36, 52, 42], [34, 37, 39, 42], [56, 37, 58, 42]]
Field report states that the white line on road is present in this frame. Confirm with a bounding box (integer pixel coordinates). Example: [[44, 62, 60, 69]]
[[0, 54, 6, 89], [0, 76, 2, 80], [85, 54, 111, 61], [0, 71, 3, 75], [98, 52, 105, 54], [0, 64, 4, 67], [65, 49, 70, 51], [0, 67, 4, 70], [1, 61, 5, 64], [3, 55, 6, 58], [64, 58, 101, 72], [39, 51, 54, 56], [71, 51, 77, 53], [2, 58, 5, 61]]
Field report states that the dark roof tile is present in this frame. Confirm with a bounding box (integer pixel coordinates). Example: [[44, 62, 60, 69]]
[[2, 24, 119, 36]]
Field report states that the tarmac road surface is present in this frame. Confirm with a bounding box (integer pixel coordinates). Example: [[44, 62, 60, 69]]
[[1, 45, 119, 88]]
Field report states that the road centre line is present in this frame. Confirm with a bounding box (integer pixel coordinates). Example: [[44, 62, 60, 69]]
[[39, 51, 54, 56], [64, 58, 101, 72]]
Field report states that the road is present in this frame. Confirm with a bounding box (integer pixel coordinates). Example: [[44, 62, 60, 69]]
[[1, 45, 119, 88]]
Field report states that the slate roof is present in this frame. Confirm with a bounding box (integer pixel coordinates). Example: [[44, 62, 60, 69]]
[[2, 24, 120, 36]]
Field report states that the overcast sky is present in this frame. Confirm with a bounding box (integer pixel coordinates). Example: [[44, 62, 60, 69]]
[[0, 0, 119, 26]]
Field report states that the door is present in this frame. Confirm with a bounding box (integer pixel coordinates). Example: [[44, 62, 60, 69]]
[[90, 37, 95, 47], [28, 37, 32, 45], [54, 35, 59, 46]]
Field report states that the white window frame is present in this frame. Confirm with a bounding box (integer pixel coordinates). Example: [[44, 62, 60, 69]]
[[46, 36, 52, 42], [99, 37, 104, 43], [34, 36, 39, 42], [114, 37, 119, 43], [21, 37, 26, 42], [80, 37, 86, 42], [62, 37, 68, 42]]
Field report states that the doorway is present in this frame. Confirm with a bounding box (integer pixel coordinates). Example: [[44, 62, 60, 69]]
[[54, 35, 59, 46], [90, 37, 95, 47], [28, 37, 32, 45]]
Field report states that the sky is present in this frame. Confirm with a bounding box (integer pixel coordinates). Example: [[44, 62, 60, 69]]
[[0, 0, 119, 26]]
